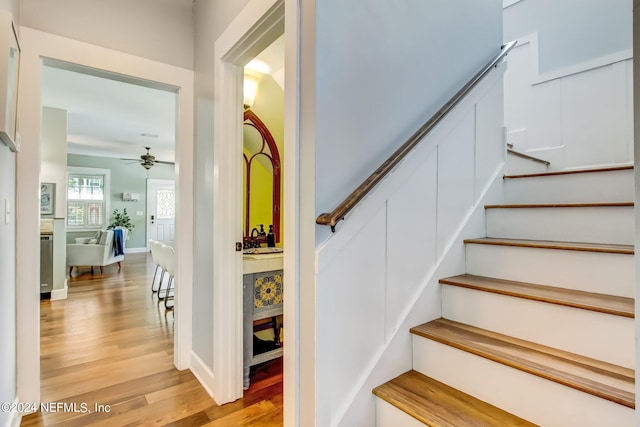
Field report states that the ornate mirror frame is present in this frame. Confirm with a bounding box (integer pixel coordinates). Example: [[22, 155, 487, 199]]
[[243, 109, 281, 242]]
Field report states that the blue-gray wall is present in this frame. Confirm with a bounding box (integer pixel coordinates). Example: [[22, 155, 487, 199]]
[[67, 154, 175, 249], [504, 0, 632, 74], [315, 0, 503, 243], [192, 0, 251, 372]]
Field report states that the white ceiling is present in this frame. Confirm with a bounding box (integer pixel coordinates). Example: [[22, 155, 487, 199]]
[[41, 65, 178, 163], [39, 34, 285, 165]]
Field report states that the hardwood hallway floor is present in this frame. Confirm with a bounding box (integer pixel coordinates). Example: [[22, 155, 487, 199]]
[[21, 253, 283, 426]]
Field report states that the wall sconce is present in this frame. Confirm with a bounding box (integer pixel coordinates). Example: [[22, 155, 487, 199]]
[[243, 74, 259, 109]]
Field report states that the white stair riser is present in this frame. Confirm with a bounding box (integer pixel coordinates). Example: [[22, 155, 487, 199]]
[[412, 338, 634, 427], [505, 153, 549, 175], [376, 399, 425, 427], [442, 285, 634, 368], [503, 170, 634, 204], [486, 206, 634, 245], [465, 244, 634, 298]]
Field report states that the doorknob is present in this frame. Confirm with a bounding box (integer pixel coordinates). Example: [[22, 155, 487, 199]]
[[150, 214, 155, 224]]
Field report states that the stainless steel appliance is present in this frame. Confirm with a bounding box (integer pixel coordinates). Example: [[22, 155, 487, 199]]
[[40, 234, 53, 294]]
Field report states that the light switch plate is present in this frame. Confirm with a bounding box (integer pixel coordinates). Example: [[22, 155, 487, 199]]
[[4, 198, 10, 224], [136, 211, 144, 216]]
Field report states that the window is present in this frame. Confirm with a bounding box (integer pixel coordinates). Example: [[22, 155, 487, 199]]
[[156, 188, 175, 219], [67, 167, 110, 229]]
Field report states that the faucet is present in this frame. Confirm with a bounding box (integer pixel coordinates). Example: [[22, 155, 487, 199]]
[[250, 227, 261, 248]]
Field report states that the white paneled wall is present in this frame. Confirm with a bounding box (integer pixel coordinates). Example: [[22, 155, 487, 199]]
[[315, 65, 507, 426], [504, 33, 633, 170]]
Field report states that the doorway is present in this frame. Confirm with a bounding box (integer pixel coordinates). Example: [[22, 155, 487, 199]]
[[210, 0, 286, 405], [16, 27, 194, 406]]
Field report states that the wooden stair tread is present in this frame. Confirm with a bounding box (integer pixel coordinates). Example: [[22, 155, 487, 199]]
[[373, 370, 538, 426], [484, 202, 634, 209], [410, 319, 635, 408], [463, 237, 634, 255], [439, 274, 634, 318], [504, 165, 633, 180]]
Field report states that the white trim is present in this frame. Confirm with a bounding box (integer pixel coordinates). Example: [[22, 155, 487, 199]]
[[50, 279, 67, 301], [16, 27, 194, 406], [513, 33, 633, 86], [314, 69, 506, 426], [189, 350, 216, 398], [212, 0, 284, 405], [5, 396, 23, 427], [503, 0, 523, 9], [285, 0, 316, 424], [125, 247, 149, 254]]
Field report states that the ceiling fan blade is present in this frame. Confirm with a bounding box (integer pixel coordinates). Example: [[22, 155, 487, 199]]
[[154, 160, 175, 165], [120, 158, 141, 161]]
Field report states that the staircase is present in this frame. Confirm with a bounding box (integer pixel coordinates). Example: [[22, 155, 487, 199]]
[[373, 164, 636, 426]]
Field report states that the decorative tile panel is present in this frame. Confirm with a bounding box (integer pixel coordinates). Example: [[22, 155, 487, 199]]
[[254, 274, 283, 308]]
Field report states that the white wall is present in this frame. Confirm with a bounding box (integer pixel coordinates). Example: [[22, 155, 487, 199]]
[[0, 143, 17, 427], [41, 106, 67, 219], [317, 69, 506, 427], [21, 0, 194, 69], [504, 0, 633, 170], [191, 0, 251, 376], [0, 5, 19, 426]]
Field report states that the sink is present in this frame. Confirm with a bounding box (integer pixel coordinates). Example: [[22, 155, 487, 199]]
[[243, 247, 284, 255]]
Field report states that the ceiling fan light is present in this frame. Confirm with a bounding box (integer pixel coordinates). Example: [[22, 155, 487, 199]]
[[142, 162, 153, 170]]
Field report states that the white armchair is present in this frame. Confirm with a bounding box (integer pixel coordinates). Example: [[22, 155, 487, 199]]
[[67, 228, 129, 275]]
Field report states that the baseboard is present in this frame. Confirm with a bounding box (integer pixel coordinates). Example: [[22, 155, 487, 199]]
[[126, 247, 149, 254], [6, 413, 21, 427], [190, 350, 215, 399], [51, 279, 68, 301], [3, 397, 23, 427]]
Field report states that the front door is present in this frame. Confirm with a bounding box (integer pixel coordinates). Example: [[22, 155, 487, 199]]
[[146, 179, 175, 246]]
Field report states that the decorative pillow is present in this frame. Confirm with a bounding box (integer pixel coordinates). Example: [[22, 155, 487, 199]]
[[88, 239, 98, 244], [99, 231, 110, 245]]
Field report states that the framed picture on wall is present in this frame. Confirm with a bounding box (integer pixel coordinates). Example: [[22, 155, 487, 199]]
[[40, 182, 55, 215]]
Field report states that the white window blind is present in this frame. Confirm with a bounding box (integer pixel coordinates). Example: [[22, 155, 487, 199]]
[[67, 168, 110, 229]]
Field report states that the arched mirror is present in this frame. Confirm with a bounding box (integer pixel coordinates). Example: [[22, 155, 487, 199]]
[[243, 109, 281, 243]]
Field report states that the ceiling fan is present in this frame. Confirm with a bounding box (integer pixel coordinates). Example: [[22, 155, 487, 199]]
[[121, 147, 174, 170]]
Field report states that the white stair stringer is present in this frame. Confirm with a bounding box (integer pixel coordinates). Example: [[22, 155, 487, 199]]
[[465, 243, 634, 298], [485, 204, 634, 245], [441, 284, 634, 368], [503, 167, 634, 204], [412, 337, 635, 427]]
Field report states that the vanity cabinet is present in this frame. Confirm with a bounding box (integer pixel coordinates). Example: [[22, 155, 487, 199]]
[[243, 268, 283, 389]]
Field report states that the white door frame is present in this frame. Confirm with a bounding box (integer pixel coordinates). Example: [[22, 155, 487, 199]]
[[211, 0, 285, 403], [146, 178, 176, 246], [16, 27, 194, 406], [211, 0, 317, 423]]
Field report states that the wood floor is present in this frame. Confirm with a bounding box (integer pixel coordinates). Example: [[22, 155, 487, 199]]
[[21, 253, 283, 427]]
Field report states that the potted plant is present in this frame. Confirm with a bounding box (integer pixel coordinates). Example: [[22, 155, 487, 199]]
[[111, 208, 134, 233]]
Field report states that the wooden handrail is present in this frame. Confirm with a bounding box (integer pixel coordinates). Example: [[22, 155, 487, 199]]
[[316, 40, 518, 232]]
